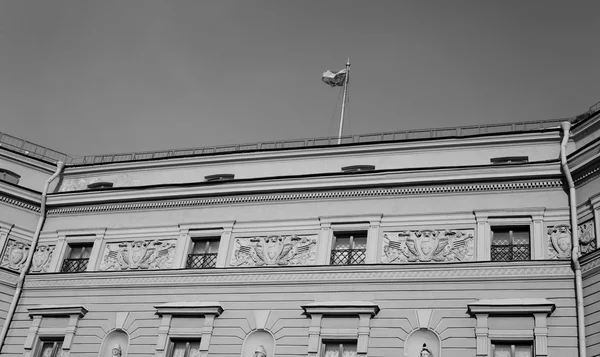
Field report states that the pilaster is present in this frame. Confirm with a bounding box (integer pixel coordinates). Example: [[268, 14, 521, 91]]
[[474, 313, 489, 357], [474, 213, 490, 261], [366, 218, 382, 264], [317, 221, 332, 265]]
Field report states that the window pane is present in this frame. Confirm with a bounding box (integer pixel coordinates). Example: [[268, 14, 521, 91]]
[[324, 344, 340, 357], [171, 340, 201, 357], [352, 236, 367, 249], [192, 241, 206, 254], [342, 343, 357, 357], [192, 239, 219, 254], [492, 230, 510, 245], [334, 237, 350, 250], [172, 342, 186, 357], [515, 345, 532, 357], [493, 345, 512, 357], [512, 229, 530, 245], [69, 245, 92, 259], [206, 241, 219, 254]]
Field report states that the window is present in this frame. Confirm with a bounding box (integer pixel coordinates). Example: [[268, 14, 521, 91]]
[[491, 227, 530, 261], [87, 181, 114, 189], [36, 339, 63, 357], [0, 169, 20, 185], [491, 342, 532, 357], [61, 243, 93, 272], [330, 231, 367, 265], [204, 174, 234, 182], [322, 341, 357, 357], [166, 339, 201, 357], [186, 238, 219, 269], [341, 165, 375, 173], [490, 156, 529, 164]]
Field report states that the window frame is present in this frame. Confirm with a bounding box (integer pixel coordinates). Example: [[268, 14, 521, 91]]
[[34, 338, 64, 357], [491, 341, 533, 357], [165, 338, 202, 357], [330, 230, 368, 266], [61, 241, 94, 273], [490, 226, 531, 262], [0, 169, 20, 185], [321, 339, 358, 357], [186, 237, 220, 269]]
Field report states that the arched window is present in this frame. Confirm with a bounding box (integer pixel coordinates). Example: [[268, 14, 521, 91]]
[[0, 169, 20, 185]]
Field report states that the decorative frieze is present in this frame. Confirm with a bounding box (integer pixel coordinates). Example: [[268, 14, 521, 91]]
[[381, 229, 474, 263], [0, 239, 30, 272], [579, 220, 596, 255], [230, 235, 317, 267], [30, 245, 55, 273], [99, 239, 177, 271], [548, 225, 572, 259]]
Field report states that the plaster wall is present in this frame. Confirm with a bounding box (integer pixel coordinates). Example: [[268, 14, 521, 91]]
[[0, 155, 53, 192]]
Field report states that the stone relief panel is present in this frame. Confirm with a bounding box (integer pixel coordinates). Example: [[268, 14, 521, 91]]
[[99, 239, 176, 271], [60, 173, 140, 192], [230, 235, 317, 267], [579, 220, 596, 255], [0, 239, 30, 272], [382, 229, 474, 263], [548, 224, 572, 259], [30, 245, 55, 273]]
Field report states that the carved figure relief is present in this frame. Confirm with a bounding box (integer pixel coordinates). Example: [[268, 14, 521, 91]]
[[579, 220, 596, 255], [99, 239, 176, 271], [548, 224, 572, 259], [420, 344, 432, 357], [0, 239, 30, 271], [252, 345, 267, 357], [382, 229, 474, 263], [111, 344, 122, 357], [30, 245, 55, 273], [230, 235, 317, 267]]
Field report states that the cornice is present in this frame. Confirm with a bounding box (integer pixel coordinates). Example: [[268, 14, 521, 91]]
[[63, 131, 561, 174], [47, 163, 562, 208], [467, 298, 555, 315], [302, 301, 380, 317], [581, 250, 600, 276], [0, 193, 40, 213], [155, 302, 223, 317], [23, 261, 573, 289], [0, 148, 57, 172], [47, 179, 562, 216], [28, 305, 88, 317], [0, 181, 41, 203]]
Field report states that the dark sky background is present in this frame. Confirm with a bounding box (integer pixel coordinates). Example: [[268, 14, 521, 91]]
[[0, 0, 599, 157]]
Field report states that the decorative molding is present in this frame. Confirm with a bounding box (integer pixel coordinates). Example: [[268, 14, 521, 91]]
[[30, 245, 54, 273], [47, 180, 563, 216], [0, 238, 30, 272], [382, 229, 474, 263], [99, 239, 177, 271], [548, 224, 572, 260], [28, 305, 88, 318], [579, 220, 596, 255], [154, 301, 223, 317], [230, 235, 317, 267], [467, 299, 555, 315], [23, 262, 573, 289], [0, 194, 40, 212], [302, 301, 380, 317]]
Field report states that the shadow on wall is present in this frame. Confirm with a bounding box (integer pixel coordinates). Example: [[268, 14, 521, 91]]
[[99, 329, 129, 357], [404, 328, 440, 357], [242, 330, 275, 357]]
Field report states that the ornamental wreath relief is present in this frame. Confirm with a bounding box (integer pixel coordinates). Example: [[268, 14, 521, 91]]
[[230, 235, 317, 267], [382, 229, 474, 263]]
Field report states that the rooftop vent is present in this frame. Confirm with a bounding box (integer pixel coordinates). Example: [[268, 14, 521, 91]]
[[204, 174, 235, 182], [0, 169, 20, 185], [341, 165, 376, 173], [87, 181, 114, 189], [490, 156, 529, 164]]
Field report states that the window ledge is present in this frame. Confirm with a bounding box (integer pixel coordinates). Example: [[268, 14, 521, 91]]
[[154, 301, 223, 317], [28, 305, 88, 318], [302, 301, 380, 317], [467, 298, 555, 315]]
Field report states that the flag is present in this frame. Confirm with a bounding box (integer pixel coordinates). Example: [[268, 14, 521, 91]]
[[322, 69, 347, 87]]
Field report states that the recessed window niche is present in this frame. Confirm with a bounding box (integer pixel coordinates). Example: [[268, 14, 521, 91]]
[[241, 330, 275, 357], [99, 329, 129, 357], [404, 328, 440, 357]]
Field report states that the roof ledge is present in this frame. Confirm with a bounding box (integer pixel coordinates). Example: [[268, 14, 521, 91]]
[[301, 301, 380, 317], [154, 301, 224, 317], [467, 298, 555, 315]]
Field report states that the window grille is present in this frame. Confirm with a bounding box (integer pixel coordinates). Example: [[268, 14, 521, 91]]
[[330, 232, 367, 265], [491, 227, 530, 261], [61, 244, 92, 273]]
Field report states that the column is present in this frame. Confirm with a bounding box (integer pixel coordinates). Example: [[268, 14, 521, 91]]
[[155, 315, 172, 357], [307, 314, 322, 357], [475, 313, 489, 357], [317, 222, 332, 265], [533, 313, 549, 356], [532, 214, 545, 259], [216, 223, 235, 268], [474, 213, 490, 261], [357, 313, 371, 355], [86, 232, 105, 271], [366, 218, 381, 264]]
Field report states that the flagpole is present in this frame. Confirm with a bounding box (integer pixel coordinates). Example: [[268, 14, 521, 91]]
[[337, 57, 350, 145]]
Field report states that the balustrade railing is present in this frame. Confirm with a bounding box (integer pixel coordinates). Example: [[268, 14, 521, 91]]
[[60, 258, 89, 273], [186, 253, 218, 269], [490, 244, 530, 262], [330, 249, 366, 265]]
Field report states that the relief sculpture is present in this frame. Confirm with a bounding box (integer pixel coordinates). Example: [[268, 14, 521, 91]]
[[0, 239, 30, 272], [230, 235, 317, 267], [30, 245, 55, 273], [99, 239, 176, 271], [382, 229, 474, 263], [579, 220, 596, 255], [548, 224, 572, 259]]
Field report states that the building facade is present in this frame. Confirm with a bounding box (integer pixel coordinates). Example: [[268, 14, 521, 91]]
[[0, 104, 599, 357]]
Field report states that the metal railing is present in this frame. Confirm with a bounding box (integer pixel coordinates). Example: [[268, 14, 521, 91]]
[[186, 253, 218, 269], [0, 116, 584, 166], [330, 249, 366, 265], [60, 258, 89, 273], [490, 244, 530, 261]]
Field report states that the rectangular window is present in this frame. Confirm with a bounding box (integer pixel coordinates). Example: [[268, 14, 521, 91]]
[[491, 342, 532, 357], [491, 227, 530, 261], [167, 339, 201, 357], [37, 339, 63, 357], [322, 341, 357, 357], [330, 231, 367, 265], [186, 238, 219, 269], [61, 243, 93, 273]]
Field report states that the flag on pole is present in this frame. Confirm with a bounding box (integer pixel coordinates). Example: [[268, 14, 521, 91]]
[[321, 69, 348, 87]]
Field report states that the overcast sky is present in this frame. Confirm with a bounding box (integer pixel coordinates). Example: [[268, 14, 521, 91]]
[[0, 0, 598, 156]]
